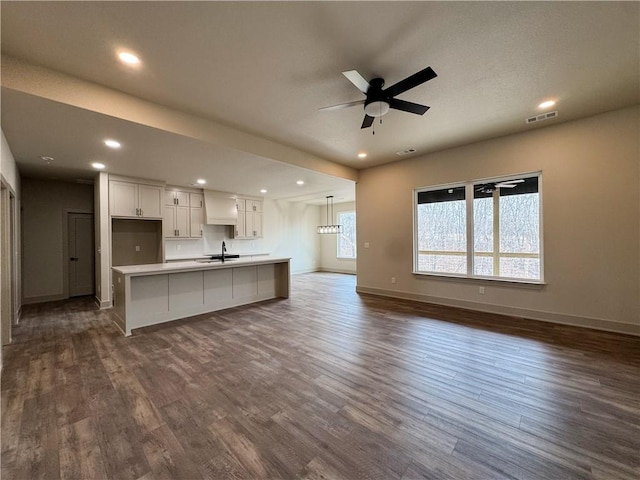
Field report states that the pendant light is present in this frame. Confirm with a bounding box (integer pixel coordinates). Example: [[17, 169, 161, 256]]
[[317, 195, 343, 234]]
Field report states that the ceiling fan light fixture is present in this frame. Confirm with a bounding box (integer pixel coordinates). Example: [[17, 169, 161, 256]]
[[364, 101, 390, 117]]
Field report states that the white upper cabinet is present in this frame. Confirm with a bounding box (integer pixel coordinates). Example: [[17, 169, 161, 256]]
[[110, 180, 163, 218], [165, 190, 190, 206], [163, 188, 205, 238], [233, 197, 263, 239]]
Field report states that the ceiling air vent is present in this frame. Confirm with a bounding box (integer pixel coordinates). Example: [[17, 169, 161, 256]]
[[396, 148, 417, 156], [526, 111, 558, 124]]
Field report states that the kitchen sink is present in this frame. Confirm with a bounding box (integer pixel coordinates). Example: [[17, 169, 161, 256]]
[[195, 254, 240, 263]]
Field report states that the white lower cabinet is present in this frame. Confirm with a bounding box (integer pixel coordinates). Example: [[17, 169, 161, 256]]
[[204, 269, 233, 307]]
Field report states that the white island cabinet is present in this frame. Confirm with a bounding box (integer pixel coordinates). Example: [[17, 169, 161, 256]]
[[112, 257, 290, 336]]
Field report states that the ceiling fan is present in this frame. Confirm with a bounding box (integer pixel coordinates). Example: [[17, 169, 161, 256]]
[[319, 66, 437, 128], [475, 179, 525, 194]]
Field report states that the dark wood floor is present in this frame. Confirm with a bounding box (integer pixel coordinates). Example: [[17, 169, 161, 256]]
[[2, 272, 639, 480]]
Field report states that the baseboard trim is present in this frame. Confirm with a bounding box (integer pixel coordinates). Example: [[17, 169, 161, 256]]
[[22, 294, 66, 305], [318, 268, 356, 275], [356, 285, 640, 337], [292, 268, 320, 275], [94, 296, 112, 309]]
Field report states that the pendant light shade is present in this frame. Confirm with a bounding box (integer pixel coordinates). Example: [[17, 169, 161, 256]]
[[317, 195, 343, 234]]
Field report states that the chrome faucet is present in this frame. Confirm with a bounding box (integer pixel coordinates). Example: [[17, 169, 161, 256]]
[[221, 241, 227, 262]]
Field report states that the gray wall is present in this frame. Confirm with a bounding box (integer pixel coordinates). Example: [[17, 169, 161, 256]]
[[111, 219, 162, 266], [356, 106, 639, 334], [21, 178, 94, 303]]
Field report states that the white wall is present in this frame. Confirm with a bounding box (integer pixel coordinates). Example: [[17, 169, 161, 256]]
[[22, 179, 94, 303], [94, 172, 112, 307], [356, 106, 639, 335], [319, 201, 356, 274], [0, 130, 21, 366], [1, 132, 19, 190], [165, 198, 320, 274]]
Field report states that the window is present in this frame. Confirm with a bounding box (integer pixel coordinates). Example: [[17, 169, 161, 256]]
[[414, 173, 542, 282], [337, 211, 356, 259]]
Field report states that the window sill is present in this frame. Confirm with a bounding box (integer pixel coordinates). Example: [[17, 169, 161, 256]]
[[412, 271, 546, 287]]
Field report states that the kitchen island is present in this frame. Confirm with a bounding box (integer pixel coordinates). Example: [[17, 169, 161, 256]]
[[112, 257, 290, 335]]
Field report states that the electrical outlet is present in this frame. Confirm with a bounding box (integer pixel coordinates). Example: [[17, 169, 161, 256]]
[[391, 277, 396, 284], [135, 245, 141, 252], [364, 242, 370, 249], [479, 286, 485, 294]]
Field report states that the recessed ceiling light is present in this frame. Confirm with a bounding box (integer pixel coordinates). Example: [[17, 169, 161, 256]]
[[118, 52, 140, 65], [104, 139, 121, 149], [91, 162, 106, 170], [40, 156, 54, 163], [538, 100, 556, 109], [196, 179, 207, 185], [357, 152, 367, 158], [296, 180, 305, 185], [260, 189, 267, 194]]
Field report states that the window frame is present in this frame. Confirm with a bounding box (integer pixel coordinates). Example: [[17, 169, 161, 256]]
[[413, 172, 544, 285], [336, 210, 357, 260]]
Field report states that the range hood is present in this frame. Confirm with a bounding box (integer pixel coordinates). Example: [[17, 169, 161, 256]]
[[203, 190, 237, 225]]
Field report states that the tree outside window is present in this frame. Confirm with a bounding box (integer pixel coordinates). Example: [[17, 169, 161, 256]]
[[415, 174, 542, 282], [337, 211, 356, 259]]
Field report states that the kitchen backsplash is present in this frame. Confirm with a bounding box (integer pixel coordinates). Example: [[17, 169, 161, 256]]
[[164, 224, 265, 259]]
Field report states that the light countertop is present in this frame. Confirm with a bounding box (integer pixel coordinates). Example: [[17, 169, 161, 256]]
[[113, 256, 290, 277], [164, 252, 270, 261]]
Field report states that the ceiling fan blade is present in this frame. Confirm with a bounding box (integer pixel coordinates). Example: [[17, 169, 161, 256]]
[[342, 70, 370, 94], [318, 100, 365, 112], [389, 98, 430, 115], [361, 115, 374, 128], [495, 179, 525, 187], [383, 66, 437, 98]]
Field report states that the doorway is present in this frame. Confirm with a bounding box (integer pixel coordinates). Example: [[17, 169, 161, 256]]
[[67, 213, 95, 297]]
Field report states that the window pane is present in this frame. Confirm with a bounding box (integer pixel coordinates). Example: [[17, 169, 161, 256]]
[[499, 188, 539, 280], [337, 211, 356, 258], [473, 196, 493, 276], [416, 187, 467, 274], [500, 257, 540, 279], [471, 176, 540, 280], [415, 175, 542, 282]]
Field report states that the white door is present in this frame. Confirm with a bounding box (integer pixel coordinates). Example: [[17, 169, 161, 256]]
[[68, 213, 95, 297]]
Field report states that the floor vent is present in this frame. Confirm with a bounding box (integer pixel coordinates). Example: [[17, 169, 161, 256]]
[[526, 111, 558, 124]]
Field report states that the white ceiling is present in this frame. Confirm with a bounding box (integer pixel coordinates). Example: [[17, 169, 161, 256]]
[[1, 2, 638, 202]]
